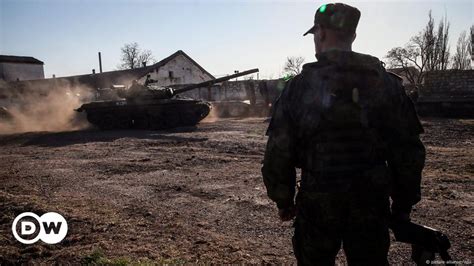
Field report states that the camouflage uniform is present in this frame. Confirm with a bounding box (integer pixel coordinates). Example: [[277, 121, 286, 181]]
[[262, 50, 425, 265]]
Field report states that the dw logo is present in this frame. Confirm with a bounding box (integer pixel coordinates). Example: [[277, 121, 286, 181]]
[[12, 212, 68, 244]]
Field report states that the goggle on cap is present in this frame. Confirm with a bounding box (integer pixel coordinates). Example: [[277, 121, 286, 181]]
[[304, 3, 361, 36]]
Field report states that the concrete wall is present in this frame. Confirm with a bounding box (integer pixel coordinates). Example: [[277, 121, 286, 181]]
[[416, 70, 474, 117], [421, 70, 474, 97], [0, 62, 44, 81], [211, 81, 258, 102], [139, 54, 213, 87], [178, 79, 285, 104]]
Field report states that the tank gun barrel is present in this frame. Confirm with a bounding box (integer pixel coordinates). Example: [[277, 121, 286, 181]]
[[172, 68, 259, 95]]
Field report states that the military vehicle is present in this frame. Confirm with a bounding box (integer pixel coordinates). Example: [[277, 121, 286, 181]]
[[76, 68, 259, 130]]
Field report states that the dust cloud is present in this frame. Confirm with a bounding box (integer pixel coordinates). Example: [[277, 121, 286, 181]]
[[0, 81, 94, 134], [201, 104, 220, 123]]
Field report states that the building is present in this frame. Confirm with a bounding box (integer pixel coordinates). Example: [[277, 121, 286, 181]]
[[387, 66, 420, 87], [139, 50, 214, 86], [0, 50, 215, 102], [0, 55, 45, 81], [60, 49, 215, 89]]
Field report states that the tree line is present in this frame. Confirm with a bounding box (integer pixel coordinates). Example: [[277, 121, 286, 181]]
[[386, 11, 472, 88], [283, 10, 472, 84]]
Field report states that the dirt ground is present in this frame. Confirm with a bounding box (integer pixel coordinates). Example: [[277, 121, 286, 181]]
[[0, 118, 472, 264]]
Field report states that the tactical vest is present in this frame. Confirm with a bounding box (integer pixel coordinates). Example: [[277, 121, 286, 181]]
[[297, 66, 389, 192]]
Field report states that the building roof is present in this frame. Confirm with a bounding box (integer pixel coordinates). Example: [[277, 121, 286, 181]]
[[59, 49, 214, 81], [166, 50, 215, 79], [388, 66, 420, 76], [62, 50, 215, 87], [0, 55, 44, 65]]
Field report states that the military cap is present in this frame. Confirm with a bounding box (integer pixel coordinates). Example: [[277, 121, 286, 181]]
[[303, 3, 361, 36]]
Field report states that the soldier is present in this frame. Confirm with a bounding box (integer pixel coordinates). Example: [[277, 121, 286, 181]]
[[262, 3, 425, 265]]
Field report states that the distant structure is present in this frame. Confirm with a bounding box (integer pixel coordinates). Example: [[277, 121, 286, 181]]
[[0, 50, 215, 102], [417, 69, 474, 117], [0, 55, 44, 81], [61, 50, 215, 89], [6, 50, 213, 89], [387, 67, 420, 87], [139, 50, 215, 86]]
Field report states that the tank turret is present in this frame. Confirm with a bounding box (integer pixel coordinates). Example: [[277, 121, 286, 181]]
[[116, 80, 174, 102]]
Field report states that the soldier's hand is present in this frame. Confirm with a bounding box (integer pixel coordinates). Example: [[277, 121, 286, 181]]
[[278, 206, 296, 221]]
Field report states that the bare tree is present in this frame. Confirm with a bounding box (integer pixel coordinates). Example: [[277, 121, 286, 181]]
[[118, 42, 155, 70], [423, 11, 437, 71], [283, 56, 305, 76], [434, 15, 450, 70], [452, 30, 472, 70], [471, 25, 474, 62], [386, 44, 426, 86], [386, 10, 451, 87], [421, 11, 450, 71]]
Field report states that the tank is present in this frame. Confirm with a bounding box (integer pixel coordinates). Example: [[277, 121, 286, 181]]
[[75, 68, 259, 130]]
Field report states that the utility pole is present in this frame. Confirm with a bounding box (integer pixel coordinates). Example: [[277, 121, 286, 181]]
[[98, 52, 103, 73]]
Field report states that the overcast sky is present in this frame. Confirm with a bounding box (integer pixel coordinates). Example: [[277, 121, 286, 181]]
[[1, 0, 472, 79]]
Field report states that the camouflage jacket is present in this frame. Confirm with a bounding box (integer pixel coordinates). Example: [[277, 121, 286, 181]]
[[262, 50, 425, 213]]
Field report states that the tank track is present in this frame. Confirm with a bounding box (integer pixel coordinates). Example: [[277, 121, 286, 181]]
[[85, 102, 211, 130]]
